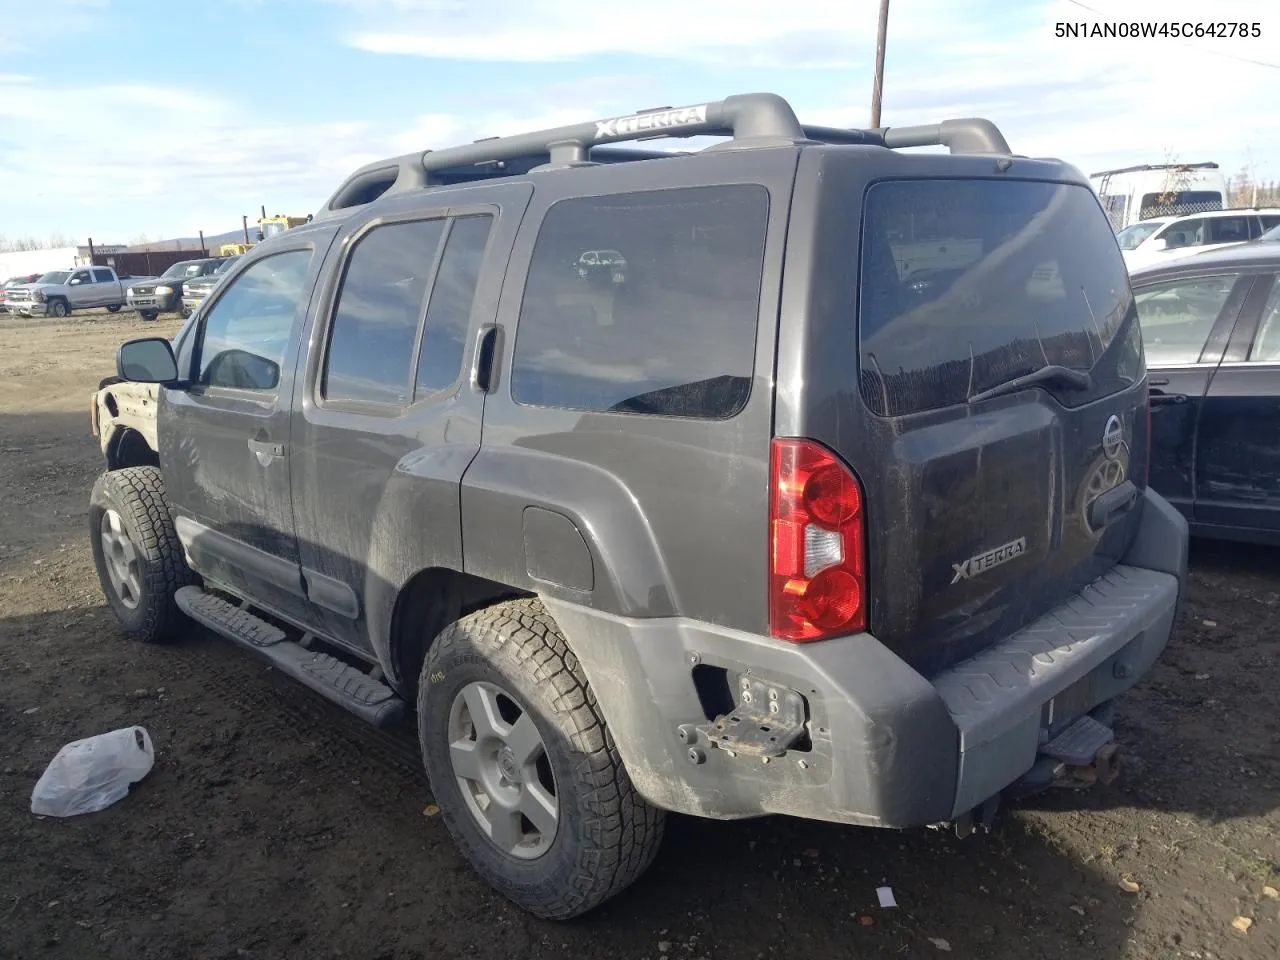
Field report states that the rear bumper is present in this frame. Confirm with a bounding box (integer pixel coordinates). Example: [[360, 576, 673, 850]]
[[544, 487, 1188, 828]]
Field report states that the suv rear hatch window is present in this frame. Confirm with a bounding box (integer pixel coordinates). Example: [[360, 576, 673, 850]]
[[853, 177, 1148, 676]]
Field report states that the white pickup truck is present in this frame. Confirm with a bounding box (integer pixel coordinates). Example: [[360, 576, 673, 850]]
[[3, 265, 154, 318]]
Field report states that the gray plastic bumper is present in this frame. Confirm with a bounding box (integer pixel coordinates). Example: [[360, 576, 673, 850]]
[[543, 487, 1187, 828]]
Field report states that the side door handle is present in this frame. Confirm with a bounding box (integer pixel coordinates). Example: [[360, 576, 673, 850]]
[[248, 439, 284, 465], [1149, 391, 1188, 405]]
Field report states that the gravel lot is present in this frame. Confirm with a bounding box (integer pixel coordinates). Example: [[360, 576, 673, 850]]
[[1, 310, 1277, 960]]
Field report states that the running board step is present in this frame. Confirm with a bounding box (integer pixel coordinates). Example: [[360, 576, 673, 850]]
[[175, 586, 405, 728]]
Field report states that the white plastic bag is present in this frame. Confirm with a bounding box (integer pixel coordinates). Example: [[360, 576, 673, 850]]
[[30, 726, 155, 817]]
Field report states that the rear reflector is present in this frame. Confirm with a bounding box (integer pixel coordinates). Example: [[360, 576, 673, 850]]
[[769, 438, 868, 642]]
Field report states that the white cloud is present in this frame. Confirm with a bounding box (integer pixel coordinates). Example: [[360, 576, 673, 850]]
[[0, 74, 626, 239], [329, 0, 1279, 180], [336, 0, 968, 67], [2, 0, 1276, 240], [0, 0, 107, 53]]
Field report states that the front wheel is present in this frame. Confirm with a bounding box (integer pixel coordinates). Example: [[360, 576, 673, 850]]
[[48, 299, 69, 318], [89, 466, 197, 642], [106, 304, 122, 313], [418, 598, 665, 920], [139, 310, 159, 322]]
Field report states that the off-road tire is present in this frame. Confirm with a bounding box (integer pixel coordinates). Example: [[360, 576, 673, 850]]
[[48, 298, 69, 318], [89, 466, 197, 643], [139, 310, 159, 322], [418, 598, 665, 919], [106, 304, 122, 313]]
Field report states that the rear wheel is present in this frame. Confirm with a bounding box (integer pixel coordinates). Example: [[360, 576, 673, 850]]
[[106, 304, 122, 313], [89, 466, 196, 642], [418, 598, 664, 919]]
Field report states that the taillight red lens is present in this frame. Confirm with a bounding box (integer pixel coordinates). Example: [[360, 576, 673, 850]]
[[769, 438, 867, 642]]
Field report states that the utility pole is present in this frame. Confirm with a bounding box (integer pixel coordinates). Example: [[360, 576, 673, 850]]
[[870, 0, 890, 128]]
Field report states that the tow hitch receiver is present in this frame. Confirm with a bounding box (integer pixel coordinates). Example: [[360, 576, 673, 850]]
[[1042, 714, 1120, 788]]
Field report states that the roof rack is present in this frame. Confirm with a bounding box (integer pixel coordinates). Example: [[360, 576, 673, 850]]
[[317, 92, 1012, 217], [1088, 161, 1219, 178]]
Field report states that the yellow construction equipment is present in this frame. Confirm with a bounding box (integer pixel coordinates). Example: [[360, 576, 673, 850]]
[[219, 242, 254, 257], [256, 206, 311, 241]]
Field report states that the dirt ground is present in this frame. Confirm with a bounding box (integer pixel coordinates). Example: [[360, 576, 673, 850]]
[[0, 310, 1277, 960]]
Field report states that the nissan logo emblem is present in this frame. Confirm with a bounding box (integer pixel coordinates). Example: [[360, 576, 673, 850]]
[[1102, 415, 1124, 460]]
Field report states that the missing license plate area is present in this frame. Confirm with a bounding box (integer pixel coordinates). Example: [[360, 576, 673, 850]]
[[1042, 673, 1098, 735]]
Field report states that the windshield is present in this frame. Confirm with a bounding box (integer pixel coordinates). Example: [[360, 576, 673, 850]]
[[1115, 221, 1163, 250], [37, 271, 70, 284], [162, 261, 208, 279]]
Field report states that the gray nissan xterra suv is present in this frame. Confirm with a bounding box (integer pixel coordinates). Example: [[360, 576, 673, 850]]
[[92, 92, 1188, 920]]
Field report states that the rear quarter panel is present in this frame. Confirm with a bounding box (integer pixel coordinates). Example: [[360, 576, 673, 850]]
[[461, 148, 800, 630]]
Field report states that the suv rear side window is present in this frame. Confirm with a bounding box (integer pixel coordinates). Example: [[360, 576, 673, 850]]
[[511, 184, 769, 419], [857, 179, 1136, 417], [322, 218, 446, 405]]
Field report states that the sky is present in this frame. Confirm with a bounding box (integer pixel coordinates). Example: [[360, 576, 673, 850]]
[[0, 0, 1277, 244]]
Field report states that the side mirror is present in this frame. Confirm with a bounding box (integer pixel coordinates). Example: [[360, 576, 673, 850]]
[[69, 278, 82, 285], [118, 337, 180, 384], [1150, 237, 1169, 251]]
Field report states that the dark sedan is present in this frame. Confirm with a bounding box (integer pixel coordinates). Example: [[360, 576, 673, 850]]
[[1132, 235, 1280, 545]]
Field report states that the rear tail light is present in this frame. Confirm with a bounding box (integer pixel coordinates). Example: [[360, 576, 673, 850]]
[[769, 438, 868, 642]]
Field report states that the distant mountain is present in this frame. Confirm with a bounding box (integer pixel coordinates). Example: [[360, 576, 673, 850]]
[[128, 228, 251, 252]]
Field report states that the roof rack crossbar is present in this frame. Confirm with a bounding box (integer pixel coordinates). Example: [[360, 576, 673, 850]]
[[874, 118, 1011, 155], [1089, 161, 1220, 178]]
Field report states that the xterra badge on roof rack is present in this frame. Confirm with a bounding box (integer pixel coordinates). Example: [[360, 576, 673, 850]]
[[594, 105, 709, 140]]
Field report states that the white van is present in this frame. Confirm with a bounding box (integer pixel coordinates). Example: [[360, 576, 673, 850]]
[[1090, 162, 1228, 231]]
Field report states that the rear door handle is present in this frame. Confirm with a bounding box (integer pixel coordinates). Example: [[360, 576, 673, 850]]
[[248, 439, 284, 465]]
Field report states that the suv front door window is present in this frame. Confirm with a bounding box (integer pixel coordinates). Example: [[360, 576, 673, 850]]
[[1158, 218, 1207, 250], [160, 242, 333, 628]]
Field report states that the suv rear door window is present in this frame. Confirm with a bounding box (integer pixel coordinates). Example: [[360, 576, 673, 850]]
[[511, 184, 769, 419], [1207, 217, 1251, 244], [322, 218, 446, 405], [857, 178, 1136, 417], [415, 215, 492, 397]]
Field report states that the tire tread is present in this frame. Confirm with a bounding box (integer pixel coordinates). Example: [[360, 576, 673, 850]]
[[91, 465, 196, 642], [419, 597, 664, 919]]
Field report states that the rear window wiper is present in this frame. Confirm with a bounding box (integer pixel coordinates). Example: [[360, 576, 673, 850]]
[[967, 365, 1093, 404]]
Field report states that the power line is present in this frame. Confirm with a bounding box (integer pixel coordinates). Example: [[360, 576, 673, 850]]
[[1062, 0, 1280, 70]]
